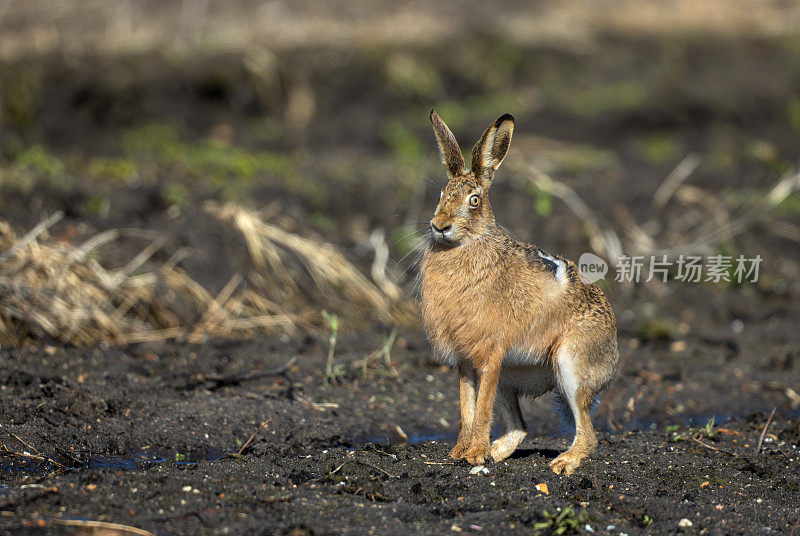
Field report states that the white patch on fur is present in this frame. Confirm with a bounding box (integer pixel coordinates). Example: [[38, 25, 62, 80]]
[[555, 345, 581, 444], [503, 347, 546, 367], [556, 348, 579, 402], [537, 251, 567, 283], [434, 346, 458, 367]]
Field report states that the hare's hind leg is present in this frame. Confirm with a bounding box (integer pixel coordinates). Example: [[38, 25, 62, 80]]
[[450, 361, 477, 459], [549, 335, 617, 475], [490, 388, 526, 462]]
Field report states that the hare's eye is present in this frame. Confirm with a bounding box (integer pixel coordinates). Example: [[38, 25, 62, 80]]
[[468, 194, 479, 208]]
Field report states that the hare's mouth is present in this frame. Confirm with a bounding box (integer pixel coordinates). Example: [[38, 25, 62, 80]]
[[431, 232, 458, 246], [430, 223, 458, 246]]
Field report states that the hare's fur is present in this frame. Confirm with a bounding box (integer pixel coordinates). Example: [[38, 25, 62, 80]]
[[420, 110, 618, 475]]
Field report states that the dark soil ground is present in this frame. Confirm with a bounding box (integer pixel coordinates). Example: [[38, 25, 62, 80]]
[[1, 315, 799, 535], [1, 28, 800, 536]]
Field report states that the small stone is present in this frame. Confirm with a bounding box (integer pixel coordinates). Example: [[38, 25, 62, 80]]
[[670, 340, 687, 353], [678, 518, 693, 529], [469, 465, 489, 475]]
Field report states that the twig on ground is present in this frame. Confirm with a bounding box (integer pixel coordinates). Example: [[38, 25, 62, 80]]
[[0, 423, 65, 468], [756, 407, 776, 455], [690, 435, 737, 457], [422, 461, 456, 466], [354, 456, 398, 479], [366, 445, 394, 457], [314, 460, 351, 481], [237, 421, 269, 456], [54, 520, 154, 536], [0, 423, 38, 453], [294, 394, 339, 411], [2, 450, 55, 465]]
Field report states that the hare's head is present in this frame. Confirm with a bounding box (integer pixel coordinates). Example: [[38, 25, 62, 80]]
[[428, 110, 514, 246]]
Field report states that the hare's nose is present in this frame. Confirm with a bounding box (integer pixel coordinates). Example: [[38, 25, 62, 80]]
[[431, 221, 451, 234]]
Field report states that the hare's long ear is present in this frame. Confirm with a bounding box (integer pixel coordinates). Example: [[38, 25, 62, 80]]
[[471, 114, 514, 186], [430, 109, 465, 177]]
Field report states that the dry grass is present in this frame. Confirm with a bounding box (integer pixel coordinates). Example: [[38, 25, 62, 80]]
[[204, 202, 415, 325], [0, 202, 413, 347]]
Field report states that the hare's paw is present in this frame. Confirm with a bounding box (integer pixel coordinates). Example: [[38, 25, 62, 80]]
[[449, 429, 473, 459], [490, 430, 526, 463], [462, 441, 490, 465], [548, 449, 586, 475], [449, 441, 468, 460]]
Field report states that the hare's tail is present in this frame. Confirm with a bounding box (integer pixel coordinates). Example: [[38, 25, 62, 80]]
[[554, 390, 601, 436]]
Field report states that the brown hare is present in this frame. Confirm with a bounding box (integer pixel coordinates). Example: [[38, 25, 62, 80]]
[[420, 110, 619, 475]]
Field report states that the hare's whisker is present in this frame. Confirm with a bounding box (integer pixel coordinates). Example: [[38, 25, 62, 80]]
[[395, 239, 428, 269], [391, 226, 428, 246]]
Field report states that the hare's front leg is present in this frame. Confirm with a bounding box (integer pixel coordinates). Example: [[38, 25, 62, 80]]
[[450, 361, 477, 459], [462, 351, 503, 465]]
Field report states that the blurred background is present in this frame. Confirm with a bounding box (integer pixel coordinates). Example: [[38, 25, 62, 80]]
[[1, 0, 800, 367]]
